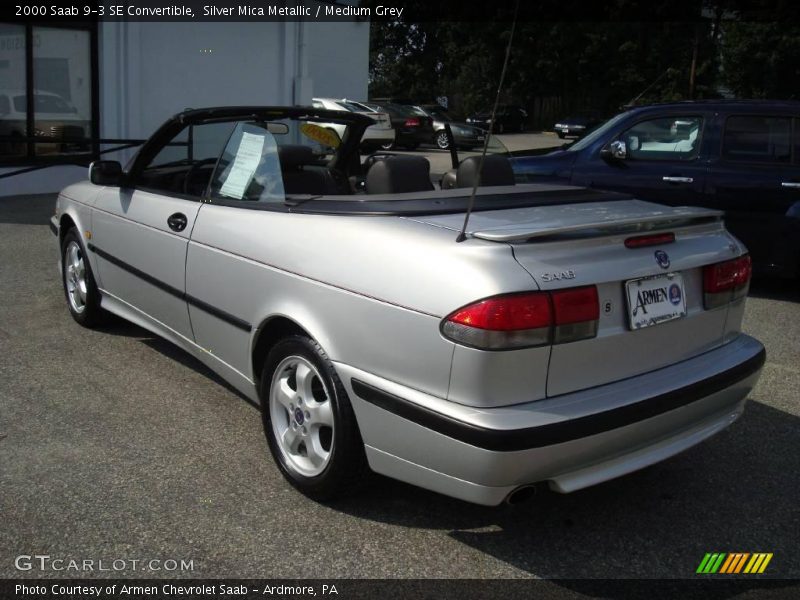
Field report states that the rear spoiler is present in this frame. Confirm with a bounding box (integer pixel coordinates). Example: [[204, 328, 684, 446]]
[[471, 205, 724, 242]]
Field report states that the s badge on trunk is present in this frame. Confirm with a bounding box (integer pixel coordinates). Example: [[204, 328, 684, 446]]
[[655, 250, 670, 269]]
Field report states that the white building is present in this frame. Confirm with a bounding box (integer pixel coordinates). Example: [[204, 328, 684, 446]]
[[0, 19, 369, 196]]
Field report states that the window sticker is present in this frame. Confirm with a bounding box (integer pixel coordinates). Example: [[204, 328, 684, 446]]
[[219, 131, 267, 199], [300, 123, 341, 148]]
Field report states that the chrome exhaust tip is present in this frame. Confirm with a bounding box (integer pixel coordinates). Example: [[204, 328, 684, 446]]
[[504, 485, 537, 505]]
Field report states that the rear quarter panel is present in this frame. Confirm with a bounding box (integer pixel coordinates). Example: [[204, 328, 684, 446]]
[[186, 205, 538, 401]]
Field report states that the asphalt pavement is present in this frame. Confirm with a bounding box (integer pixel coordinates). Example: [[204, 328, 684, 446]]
[[0, 190, 798, 588]]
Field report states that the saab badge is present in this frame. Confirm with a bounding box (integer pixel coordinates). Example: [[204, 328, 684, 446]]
[[654, 250, 670, 270]]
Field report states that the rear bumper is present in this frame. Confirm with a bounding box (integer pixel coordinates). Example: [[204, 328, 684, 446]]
[[362, 127, 395, 144], [396, 128, 434, 146], [338, 334, 765, 505], [453, 132, 485, 147]]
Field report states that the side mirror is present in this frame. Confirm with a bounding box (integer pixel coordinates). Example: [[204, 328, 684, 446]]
[[601, 140, 627, 161], [89, 160, 123, 186]]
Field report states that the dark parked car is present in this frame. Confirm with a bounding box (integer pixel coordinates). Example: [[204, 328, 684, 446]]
[[512, 100, 800, 279], [554, 111, 605, 138], [466, 104, 528, 133], [359, 101, 434, 150], [407, 104, 486, 150]]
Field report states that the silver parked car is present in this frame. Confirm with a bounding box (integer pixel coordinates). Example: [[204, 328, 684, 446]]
[[310, 97, 395, 151], [52, 106, 765, 506]]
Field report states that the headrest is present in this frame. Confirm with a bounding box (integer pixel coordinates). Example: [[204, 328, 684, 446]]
[[278, 145, 315, 170], [365, 156, 434, 194], [456, 154, 515, 188]]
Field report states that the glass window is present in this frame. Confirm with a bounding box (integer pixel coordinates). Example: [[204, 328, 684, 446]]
[[338, 100, 368, 112], [568, 112, 628, 152], [32, 27, 92, 157], [0, 24, 27, 158], [722, 116, 791, 163], [209, 122, 286, 203], [207, 118, 344, 201], [621, 116, 703, 161], [137, 121, 236, 197]]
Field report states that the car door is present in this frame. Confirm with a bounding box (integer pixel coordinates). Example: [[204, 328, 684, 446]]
[[705, 113, 800, 275], [570, 113, 709, 206], [91, 121, 235, 342]]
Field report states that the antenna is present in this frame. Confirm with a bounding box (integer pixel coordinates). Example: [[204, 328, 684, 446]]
[[626, 67, 671, 108], [456, 0, 520, 243]]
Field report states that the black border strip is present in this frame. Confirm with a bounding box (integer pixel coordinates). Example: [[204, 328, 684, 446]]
[[87, 243, 252, 333], [49, 220, 58, 236], [351, 347, 766, 452]]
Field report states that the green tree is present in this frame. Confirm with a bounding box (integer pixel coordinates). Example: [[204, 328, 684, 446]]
[[720, 22, 800, 98]]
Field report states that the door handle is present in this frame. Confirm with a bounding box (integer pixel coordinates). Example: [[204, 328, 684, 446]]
[[781, 182, 800, 189], [662, 176, 694, 184], [167, 213, 188, 232]]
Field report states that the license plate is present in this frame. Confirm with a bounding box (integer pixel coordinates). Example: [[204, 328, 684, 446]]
[[560, 127, 569, 133], [625, 272, 687, 330], [476, 135, 485, 141]]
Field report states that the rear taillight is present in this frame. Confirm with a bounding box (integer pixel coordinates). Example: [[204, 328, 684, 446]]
[[703, 255, 752, 309], [404, 117, 421, 127], [551, 286, 599, 344], [441, 286, 599, 350]]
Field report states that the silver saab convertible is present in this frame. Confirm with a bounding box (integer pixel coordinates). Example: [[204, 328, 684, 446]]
[[51, 106, 765, 506]]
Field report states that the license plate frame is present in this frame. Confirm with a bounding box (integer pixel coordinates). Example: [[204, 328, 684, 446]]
[[625, 272, 687, 330]]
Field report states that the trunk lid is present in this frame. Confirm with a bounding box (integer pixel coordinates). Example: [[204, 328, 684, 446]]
[[362, 111, 392, 130], [411, 199, 741, 397]]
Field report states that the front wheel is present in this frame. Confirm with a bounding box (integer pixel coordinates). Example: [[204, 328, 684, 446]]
[[435, 131, 451, 150], [61, 228, 107, 327], [261, 335, 369, 501]]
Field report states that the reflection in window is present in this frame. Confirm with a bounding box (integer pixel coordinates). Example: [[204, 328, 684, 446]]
[[138, 122, 236, 198], [623, 117, 702, 161], [0, 24, 27, 158], [723, 116, 791, 163], [33, 27, 91, 156]]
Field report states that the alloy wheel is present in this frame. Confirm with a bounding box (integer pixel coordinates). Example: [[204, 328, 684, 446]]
[[269, 355, 335, 477], [64, 240, 87, 314]]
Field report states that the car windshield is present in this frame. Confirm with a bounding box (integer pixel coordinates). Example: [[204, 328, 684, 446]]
[[567, 111, 628, 152], [381, 103, 416, 118], [337, 100, 370, 113], [426, 107, 453, 121]]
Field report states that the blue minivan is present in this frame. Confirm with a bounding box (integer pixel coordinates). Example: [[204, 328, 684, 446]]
[[512, 101, 800, 279]]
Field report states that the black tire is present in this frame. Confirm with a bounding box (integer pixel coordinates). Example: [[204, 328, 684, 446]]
[[497, 123, 505, 134], [557, 132, 566, 139], [60, 228, 107, 327], [260, 335, 369, 502], [435, 131, 450, 150], [380, 140, 395, 151]]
